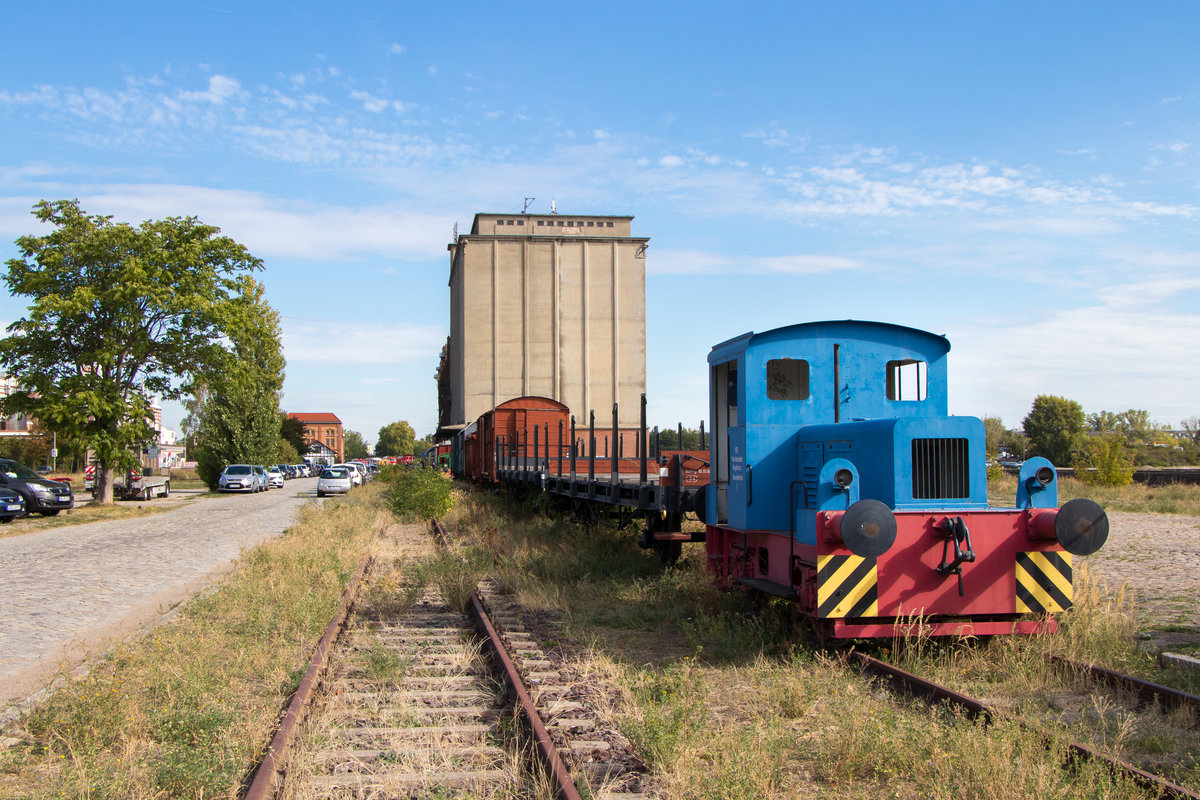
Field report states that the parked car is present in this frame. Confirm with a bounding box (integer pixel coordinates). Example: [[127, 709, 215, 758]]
[[346, 462, 368, 485], [333, 463, 362, 487], [0, 487, 26, 522], [218, 464, 266, 493], [267, 466, 285, 489], [0, 458, 73, 516], [317, 466, 352, 497]]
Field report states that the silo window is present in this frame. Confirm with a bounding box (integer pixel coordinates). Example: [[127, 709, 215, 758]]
[[766, 358, 810, 401], [887, 359, 927, 401]]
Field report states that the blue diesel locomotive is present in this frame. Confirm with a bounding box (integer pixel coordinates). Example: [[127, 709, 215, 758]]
[[702, 320, 1108, 638]]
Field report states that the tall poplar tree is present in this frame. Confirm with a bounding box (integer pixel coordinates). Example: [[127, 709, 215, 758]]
[[190, 281, 285, 488]]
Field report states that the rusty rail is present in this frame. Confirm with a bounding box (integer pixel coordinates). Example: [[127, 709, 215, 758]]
[[244, 552, 372, 800], [1049, 654, 1200, 722], [850, 652, 1200, 800], [431, 518, 583, 800]]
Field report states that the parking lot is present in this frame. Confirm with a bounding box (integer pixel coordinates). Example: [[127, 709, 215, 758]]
[[0, 476, 322, 713]]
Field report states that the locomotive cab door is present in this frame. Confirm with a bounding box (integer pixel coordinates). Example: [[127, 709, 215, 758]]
[[711, 359, 738, 525]]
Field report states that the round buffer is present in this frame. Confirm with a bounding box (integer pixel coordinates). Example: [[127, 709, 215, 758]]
[[1054, 497, 1109, 556], [840, 498, 898, 558]]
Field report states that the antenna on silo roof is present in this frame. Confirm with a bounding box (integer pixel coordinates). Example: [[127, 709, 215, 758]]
[[551, 199, 557, 214], [523, 197, 535, 213]]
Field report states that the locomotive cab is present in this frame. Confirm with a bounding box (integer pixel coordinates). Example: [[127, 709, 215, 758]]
[[707, 320, 955, 533]]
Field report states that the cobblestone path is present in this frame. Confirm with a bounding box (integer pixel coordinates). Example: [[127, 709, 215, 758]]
[[0, 480, 317, 709]]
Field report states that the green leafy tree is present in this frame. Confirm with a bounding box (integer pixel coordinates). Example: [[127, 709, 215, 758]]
[[190, 281, 285, 488], [344, 430, 369, 460], [1181, 417, 1200, 446], [656, 426, 705, 451], [274, 437, 300, 464], [995, 428, 1028, 461], [280, 413, 308, 456], [413, 433, 436, 458], [1023, 395, 1085, 467], [376, 420, 416, 457], [981, 416, 1006, 458], [1086, 410, 1122, 434], [0, 199, 263, 502], [0, 419, 51, 469]]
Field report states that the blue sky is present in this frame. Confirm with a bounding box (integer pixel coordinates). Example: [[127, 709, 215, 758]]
[[2, 2, 1198, 445]]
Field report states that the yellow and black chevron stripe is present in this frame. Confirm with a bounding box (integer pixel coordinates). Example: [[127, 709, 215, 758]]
[[817, 554, 878, 618], [1015, 551, 1073, 613]]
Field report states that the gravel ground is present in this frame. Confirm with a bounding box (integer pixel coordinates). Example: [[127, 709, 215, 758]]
[[1085, 510, 1200, 637]]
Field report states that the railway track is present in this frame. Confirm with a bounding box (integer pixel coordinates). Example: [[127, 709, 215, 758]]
[[850, 651, 1200, 799], [245, 519, 651, 800]]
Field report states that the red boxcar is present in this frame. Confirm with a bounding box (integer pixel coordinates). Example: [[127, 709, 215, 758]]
[[468, 397, 570, 483]]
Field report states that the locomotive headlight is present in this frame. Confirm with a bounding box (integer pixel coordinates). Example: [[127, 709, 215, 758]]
[[834, 468, 854, 489], [1027, 466, 1054, 490]]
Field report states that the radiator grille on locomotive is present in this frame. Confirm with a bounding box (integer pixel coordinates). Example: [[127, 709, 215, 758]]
[[911, 438, 969, 499]]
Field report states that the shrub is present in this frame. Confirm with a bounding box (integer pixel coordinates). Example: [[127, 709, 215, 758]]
[[385, 466, 454, 520], [1077, 434, 1133, 487]]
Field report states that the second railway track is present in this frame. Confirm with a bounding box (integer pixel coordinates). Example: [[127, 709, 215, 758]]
[[851, 651, 1200, 799]]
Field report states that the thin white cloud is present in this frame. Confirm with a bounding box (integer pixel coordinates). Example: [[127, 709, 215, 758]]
[[350, 90, 390, 113], [179, 74, 242, 104], [0, 186, 453, 262], [282, 318, 445, 364], [389, 44, 406, 55], [651, 248, 861, 275], [1154, 140, 1191, 153], [659, 154, 684, 167], [743, 124, 792, 148]]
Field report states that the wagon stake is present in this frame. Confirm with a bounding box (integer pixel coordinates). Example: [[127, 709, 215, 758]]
[[935, 516, 975, 596]]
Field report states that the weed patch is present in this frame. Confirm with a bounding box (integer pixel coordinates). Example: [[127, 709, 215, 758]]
[[380, 466, 454, 521]]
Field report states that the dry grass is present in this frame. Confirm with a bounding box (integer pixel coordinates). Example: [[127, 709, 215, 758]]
[[441, 485, 1187, 799], [990, 473, 1200, 515], [0, 486, 387, 799]]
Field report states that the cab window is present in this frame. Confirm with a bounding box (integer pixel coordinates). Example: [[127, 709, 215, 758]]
[[766, 358, 810, 401], [887, 359, 927, 401]]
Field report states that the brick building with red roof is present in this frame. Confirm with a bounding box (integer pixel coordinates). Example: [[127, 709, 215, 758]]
[[288, 412, 344, 464]]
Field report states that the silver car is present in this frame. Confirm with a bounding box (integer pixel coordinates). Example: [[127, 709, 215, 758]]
[[317, 466, 352, 497], [219, 464, 263, 493]]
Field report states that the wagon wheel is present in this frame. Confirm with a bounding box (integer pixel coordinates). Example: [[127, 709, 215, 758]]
[[142, 486, 152, 501]]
